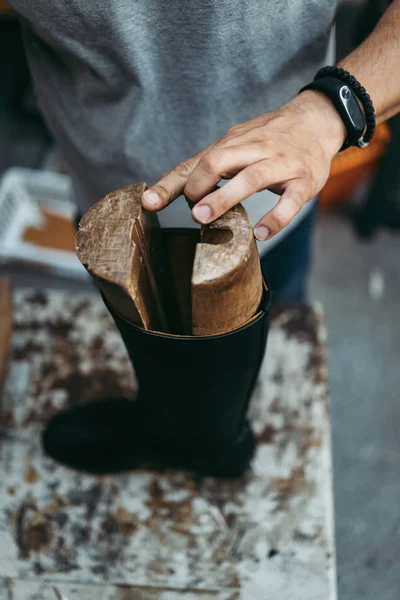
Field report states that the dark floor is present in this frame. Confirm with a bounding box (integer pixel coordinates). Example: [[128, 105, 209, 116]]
[[1, 3, 400, 599], [310, 210, 400, 600]]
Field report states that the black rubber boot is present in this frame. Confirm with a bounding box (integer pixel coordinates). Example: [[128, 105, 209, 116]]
[[43, 282, 271, 478]]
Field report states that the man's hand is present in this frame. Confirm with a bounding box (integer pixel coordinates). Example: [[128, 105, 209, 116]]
[[144, 0, 400, 239], [143, 90, 346, 240]]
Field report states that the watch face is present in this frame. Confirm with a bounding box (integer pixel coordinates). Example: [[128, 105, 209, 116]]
[[339, 86, 365, 131]]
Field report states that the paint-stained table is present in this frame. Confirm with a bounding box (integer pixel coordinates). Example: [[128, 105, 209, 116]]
[[0, 290, 337, 600]]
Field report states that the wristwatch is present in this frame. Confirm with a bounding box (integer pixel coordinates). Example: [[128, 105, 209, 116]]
[[300, 76, 367, 150]]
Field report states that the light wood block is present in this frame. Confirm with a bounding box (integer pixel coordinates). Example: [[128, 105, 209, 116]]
[[192, 205, 263, 336]]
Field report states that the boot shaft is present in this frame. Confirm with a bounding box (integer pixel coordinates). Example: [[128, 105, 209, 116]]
[[106, 281, 271, 453]]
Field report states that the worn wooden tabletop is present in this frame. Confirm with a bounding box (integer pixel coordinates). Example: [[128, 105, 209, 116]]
[[0, 290, 336, 600]]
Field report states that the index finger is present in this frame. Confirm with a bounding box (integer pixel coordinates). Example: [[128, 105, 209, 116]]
[[142, 151, 205, 211]]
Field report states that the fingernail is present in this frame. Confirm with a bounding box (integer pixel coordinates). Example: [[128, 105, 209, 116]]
[[254, 225, 270, 241], [193, 204, 212, 224], [143, 190, 162, 208]]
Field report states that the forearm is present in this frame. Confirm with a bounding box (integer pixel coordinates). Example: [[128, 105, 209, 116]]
[[339, 0, 400, 123]]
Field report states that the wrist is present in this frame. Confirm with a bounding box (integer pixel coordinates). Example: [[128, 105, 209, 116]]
[[293, 89, 347, 156]]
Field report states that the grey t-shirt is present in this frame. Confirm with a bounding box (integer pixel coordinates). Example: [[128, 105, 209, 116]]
[[11, 0, 336, 250]]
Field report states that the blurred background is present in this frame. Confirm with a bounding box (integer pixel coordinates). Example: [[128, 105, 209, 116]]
[[0, 1, 399, 598]]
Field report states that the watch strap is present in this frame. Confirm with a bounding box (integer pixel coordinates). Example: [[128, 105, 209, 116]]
[[315, 66, 376, 146], [300, 76, 366, 150]]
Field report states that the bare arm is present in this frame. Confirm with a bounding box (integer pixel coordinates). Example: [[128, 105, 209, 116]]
[[339, 0, 400, 124]]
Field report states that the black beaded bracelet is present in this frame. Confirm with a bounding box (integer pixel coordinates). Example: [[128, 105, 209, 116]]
[[314, 66, 376, 146]]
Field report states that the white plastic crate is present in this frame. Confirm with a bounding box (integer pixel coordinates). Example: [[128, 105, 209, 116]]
[[0, 167, 88, 279]]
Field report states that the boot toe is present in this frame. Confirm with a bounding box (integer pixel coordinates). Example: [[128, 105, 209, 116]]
[[42, 397, 144, 474]]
